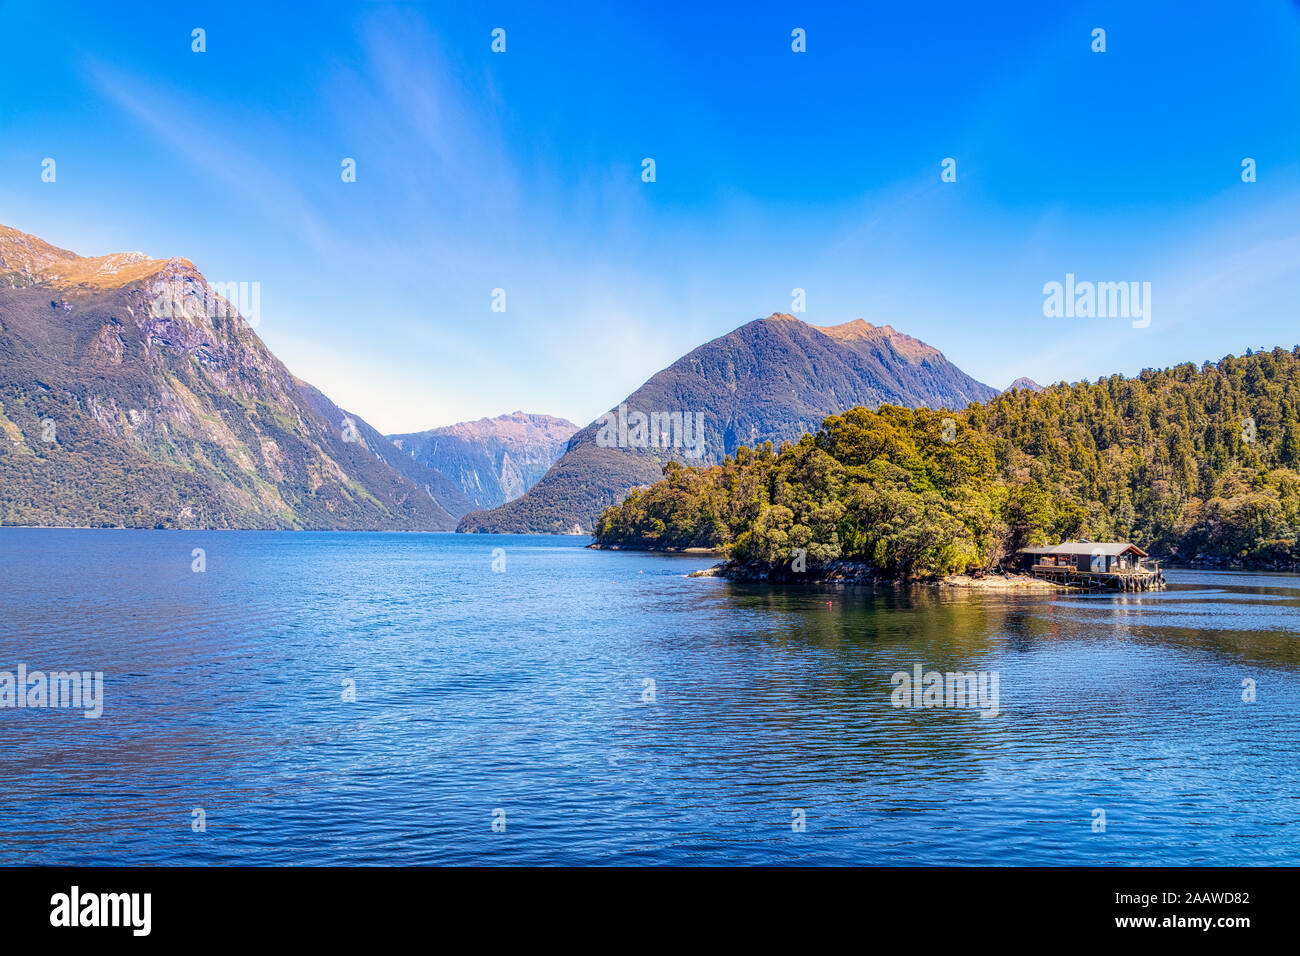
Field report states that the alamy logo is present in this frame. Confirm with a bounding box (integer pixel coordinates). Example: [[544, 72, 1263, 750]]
[[0, 664, 103, 718], [1042, 273, 1151, 328], [50, 886, 151, 936], [595, 404, 706, 459], [890, 665, 1000, 718], [149, 277, 261, 328]]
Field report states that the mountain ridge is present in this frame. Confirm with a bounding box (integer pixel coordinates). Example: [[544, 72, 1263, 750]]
[[389, 411, 578, 511], [457, 312, 998, 534], [1, 225, 1004, 534], [0, 223, 470, 530]]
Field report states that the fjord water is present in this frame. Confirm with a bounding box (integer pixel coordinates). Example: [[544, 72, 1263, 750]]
[[1, 529, 1297, 866]]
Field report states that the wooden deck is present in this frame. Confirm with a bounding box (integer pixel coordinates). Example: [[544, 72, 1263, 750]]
[[1027, 564, 1166, 592]]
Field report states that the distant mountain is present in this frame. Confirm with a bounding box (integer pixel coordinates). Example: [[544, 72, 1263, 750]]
[[0, 223, 471, 529], [457, 313, 997, 534], [1005, 377, 1044, 392], [389, 411, 578, 510]]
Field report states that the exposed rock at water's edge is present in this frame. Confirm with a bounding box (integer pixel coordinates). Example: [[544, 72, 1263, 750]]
[[686, 559, 1068, 590]]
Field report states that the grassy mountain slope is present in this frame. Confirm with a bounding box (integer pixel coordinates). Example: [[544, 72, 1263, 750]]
[[0, 223, 467, 530]]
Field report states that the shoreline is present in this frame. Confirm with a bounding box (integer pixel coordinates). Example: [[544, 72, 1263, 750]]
[[587, 542, 725, 556], [2, 524, 1298, 574], [688, 559, 1078, 591]]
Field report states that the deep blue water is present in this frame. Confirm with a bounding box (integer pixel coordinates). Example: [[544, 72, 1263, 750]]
[[1, 528, 1297, 865]]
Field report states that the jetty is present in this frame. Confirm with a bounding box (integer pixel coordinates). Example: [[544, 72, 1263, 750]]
[[1012, 542, 1165, 592]]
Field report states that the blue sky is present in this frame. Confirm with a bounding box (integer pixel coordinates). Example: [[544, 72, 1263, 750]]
[[2, 0, 1298, 432]]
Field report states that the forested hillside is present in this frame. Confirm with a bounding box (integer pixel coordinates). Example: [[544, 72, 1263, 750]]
[[595, 348, 1300, 573]]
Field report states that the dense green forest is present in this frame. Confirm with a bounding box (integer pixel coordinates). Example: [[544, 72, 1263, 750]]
[[595, 348, 1300, 575]]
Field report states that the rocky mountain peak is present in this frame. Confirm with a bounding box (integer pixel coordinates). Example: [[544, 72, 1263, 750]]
[[0, 224, 174, 292], [1005, 377, 1044, 392], [816, 317, 941, 364]]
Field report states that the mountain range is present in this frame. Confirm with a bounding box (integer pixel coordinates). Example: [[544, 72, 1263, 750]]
[[0, 224, 475, 529], [457, 313, 998, 534], [389, 412, 578, 511], [1, 224, 1006, 533]]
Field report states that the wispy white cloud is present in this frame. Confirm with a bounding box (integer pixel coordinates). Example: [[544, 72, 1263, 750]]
[[82, 59, 342, 261]]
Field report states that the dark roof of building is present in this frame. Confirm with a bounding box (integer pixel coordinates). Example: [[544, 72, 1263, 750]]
[[1018, 542, 1148, 557]]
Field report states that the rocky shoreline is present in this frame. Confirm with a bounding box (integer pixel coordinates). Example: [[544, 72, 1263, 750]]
[[687, 559, 1068, 591], [588, 542, 725, 555]]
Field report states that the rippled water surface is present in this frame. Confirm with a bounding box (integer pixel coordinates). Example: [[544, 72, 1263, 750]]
[[1, 529, 1297, 865]]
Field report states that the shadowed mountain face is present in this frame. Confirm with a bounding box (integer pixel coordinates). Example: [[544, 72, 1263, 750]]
[[457, 313, 997, 534], [389, 412, 578, 511], [0, 224, 470, 530]]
